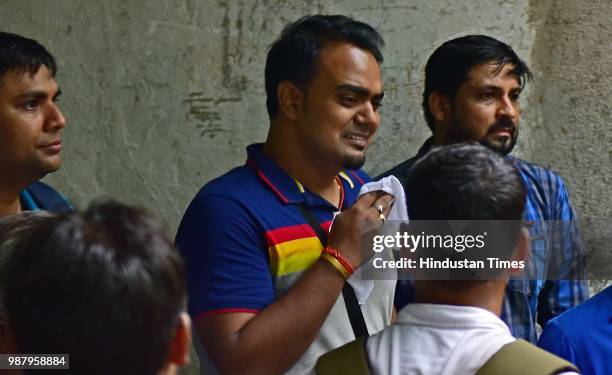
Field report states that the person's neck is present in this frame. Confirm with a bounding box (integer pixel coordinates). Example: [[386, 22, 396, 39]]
[[263, 126, 341, 207], [0, 185, 23, 216], [432, 130, 448, 146], [414, 280, 507, 316], [0, 170, 35, 216]]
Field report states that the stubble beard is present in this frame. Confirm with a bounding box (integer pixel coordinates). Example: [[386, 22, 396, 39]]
[[480, 121, 518, 156], [341, 153, 366, 170], [447, 119, 518, 156]]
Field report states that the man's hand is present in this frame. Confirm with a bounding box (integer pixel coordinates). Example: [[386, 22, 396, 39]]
[[327, 191, 394, 268]]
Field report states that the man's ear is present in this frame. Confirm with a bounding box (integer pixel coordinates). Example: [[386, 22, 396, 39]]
[[167, 312, 192, 367], [428, 92, 451, 125], [277, 81, 304, 121], [510, 228, 529, 275]]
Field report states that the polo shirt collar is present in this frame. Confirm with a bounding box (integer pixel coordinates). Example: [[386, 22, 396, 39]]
[[246, 143, 359, 208], [246, 143, 305, 204], [19, 189, 40, 211]]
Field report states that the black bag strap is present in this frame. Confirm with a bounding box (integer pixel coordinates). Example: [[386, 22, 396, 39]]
[[341, 282, 370, 338], [297, 204, 370, 339], [297, 204, 331, 247]]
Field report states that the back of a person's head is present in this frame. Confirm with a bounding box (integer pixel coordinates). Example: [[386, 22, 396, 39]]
[[265, 14, 384, 118], [4, 201, 186, 374], [0, 31, 57, 80], [0, 212, 54, 309], [405, 142, 525, 222], [0, 212, 55, 355], [403, 143, 527, 280]]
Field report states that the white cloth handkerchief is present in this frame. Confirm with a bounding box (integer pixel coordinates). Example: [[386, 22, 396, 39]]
[[344, 176, 408, 304]]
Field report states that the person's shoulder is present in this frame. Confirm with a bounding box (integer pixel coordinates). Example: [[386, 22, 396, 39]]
[[197, 164, 261, 201], [539, 287, 612, 375], [539, 290, 597, 347], [179, 163, 275, 229], [553, 285, 612, 326], [512, 158, 573, 202], [512, 158, 565, 183], [176, 165, 264, 244]]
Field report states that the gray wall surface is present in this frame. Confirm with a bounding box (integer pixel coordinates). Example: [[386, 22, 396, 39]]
[[1, 0, 610, 372]]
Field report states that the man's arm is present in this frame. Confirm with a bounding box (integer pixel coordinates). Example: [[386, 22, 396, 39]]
[[181, 191, 392, 374], [197, 258, 346, 374]]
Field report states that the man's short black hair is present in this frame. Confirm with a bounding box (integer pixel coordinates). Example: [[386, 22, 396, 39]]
[[405, 142, 526, 221], [0, 212, 53, 310], [422, 35, 532, 130], [265, 14, 384, 118], [403, 143, 527, 280], [0, 31, 57, 80], [4, 201, 186, 374]]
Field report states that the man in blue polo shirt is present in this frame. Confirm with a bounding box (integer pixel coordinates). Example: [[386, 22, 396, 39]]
[[177, 15, 395, 374], [538, 285, 612, 375], [0, 32, 70, 216], [379, 35, 588, 343]]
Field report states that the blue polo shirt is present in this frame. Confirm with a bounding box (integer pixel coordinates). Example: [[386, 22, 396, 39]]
[[176, 143, 370, 320], [20, 181, 72, 213], [538, 285, 612, 375]]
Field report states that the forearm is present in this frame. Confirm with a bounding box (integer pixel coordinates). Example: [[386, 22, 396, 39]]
[[201, 259, 346, 374]]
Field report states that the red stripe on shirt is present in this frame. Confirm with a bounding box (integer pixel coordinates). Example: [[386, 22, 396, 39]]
[[264, 220, 333, 246], [246, 160, 290, 204], [349, 170, 365, 185]]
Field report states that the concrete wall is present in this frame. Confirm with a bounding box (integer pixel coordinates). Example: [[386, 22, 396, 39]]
[[1, 1, 609, 371], [526, 0, 611, 288], [1, 0, 544, 231]]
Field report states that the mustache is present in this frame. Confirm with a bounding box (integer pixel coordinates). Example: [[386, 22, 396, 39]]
[[486, 120, 516, 135]]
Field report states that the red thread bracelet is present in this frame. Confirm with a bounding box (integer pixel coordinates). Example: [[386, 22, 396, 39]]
[[322, 246, 355, 275]]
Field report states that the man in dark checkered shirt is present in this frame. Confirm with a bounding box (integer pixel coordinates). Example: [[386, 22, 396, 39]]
[[379, 35, 588, 343]]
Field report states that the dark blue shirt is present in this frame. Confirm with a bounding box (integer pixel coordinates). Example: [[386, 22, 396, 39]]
[[176, 143, 370, 320]]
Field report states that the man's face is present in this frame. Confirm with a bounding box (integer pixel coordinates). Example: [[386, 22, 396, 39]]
[[443, 62, 521, 155], [295, 42, 383, 170], [0, 66, 66, 183]]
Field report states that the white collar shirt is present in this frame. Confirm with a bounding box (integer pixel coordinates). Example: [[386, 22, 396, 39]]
[[366, 303, 563, 375]]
